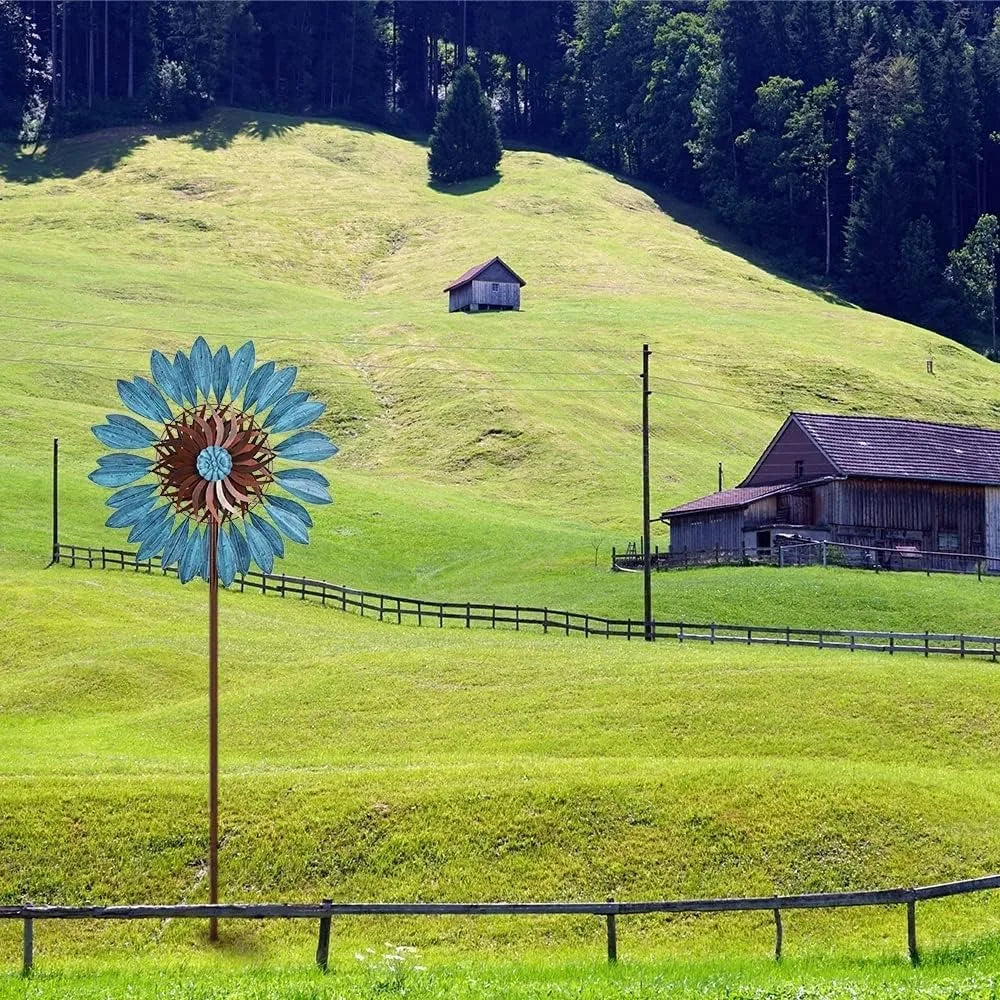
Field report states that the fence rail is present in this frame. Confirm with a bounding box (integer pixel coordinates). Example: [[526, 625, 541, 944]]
[[6, 873, 1000, 973], [613, 541, 1000, 577], [55, 542, 1000, 660]]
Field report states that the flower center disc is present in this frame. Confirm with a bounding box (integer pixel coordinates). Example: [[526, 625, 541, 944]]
[[196, 446, 233, 482]]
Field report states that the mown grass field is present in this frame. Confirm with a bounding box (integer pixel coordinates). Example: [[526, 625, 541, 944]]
[[3, 110, 1000, 993]]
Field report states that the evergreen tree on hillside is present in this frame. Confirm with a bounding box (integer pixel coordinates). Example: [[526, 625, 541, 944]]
[[428, 63, 502, 184], [945, 213, 1000, 353]]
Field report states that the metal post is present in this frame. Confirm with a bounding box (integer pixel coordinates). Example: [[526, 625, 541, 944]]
[[316, 897, 332, 971], [642, 344, 654, 642], [606, 897, 617, 963], [208, 519, 219, 942]]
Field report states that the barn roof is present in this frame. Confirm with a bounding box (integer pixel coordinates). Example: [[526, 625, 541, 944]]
[[443, 256, 526, 292], [662, 479, 831, 519], [787, 412, 1000, 486]]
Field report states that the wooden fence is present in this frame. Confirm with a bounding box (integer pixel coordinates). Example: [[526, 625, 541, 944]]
[[5, 873, 1000, 974], [613, 541, 1000, 577], [54, 542, 1000, 659]]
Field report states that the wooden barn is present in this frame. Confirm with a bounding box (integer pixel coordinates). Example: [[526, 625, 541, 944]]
[[661, 412, 1000, 568], [444, 257, 525, 313]]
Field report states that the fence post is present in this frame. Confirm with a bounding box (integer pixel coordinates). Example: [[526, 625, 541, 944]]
[[544, 609, 548, 635], [822, 540, 828, 567], [22, 916, 33, 976], [773, 905, 782, 961], [606, 897, 617, 964], [960, 636, 966, 659], [316, 898, 332, 972], [585, 613, 590, 636], [466, 603, 471, 629], [379, 595, 385, 621], [925, 631, 929, 657], [907, 894, 919, 966], [710, 622, 715, 645]]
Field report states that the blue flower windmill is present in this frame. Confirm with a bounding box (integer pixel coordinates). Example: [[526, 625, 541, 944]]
[[90, 336, 337, 939]]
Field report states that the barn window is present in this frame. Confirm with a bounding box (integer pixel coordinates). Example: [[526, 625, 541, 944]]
[[794, 460, 804, 478], [491, 282, 500, 291], [938, 531, 960, 552]]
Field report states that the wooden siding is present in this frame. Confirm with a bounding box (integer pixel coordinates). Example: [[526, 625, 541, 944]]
[[987, 488, 1000, 563], [823, 479, 985, 552], [743, 419, 840, 486], [669, 510, 742, 553], [477, 260, 522, 283], [448, 278, 520, 312]]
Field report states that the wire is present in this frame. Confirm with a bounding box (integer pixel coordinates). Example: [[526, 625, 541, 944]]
[[0, 312, 633, 355], [0, 356, 776, 409]]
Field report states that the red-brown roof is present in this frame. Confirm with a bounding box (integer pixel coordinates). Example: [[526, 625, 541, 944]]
[[662, 480, 830, 518], [443, 256, 526, 292], [790, 412, 1000, 486]]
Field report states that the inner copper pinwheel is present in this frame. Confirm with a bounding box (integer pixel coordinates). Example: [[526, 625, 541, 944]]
[[153, 405, 275, 523]]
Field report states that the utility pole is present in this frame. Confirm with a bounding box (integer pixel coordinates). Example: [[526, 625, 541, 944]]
[[642, 344, 654, 642]]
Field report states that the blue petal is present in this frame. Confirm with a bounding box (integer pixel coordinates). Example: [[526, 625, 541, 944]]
[[117, 377, 172, 424], [127, 504, 171, 545], [212, 345, 231, 403], [179, 527, 205, 584], [273, 431, 338, 463], [228, 523, 252, 575], [248, 510, 284, 561], [150, 350, 186, 407], [160, 518, 190, 570], [275, 468, 332, 505], [228, 341, 255, 400], [92, 415, 158, 450], [107, 483, 158, 508], [255, 365, 297, 413], [262, 391, 309, 430], [136, 513, 175, 563], [191, 337, 213, 400], [174, 351, 198, 407], [268, 399, 326, 434], [243, 515, 274, 573], [89, 454, 152, 488], [106, 495, 157, 528], [216, 526, 237, 587], [243, 361, 275, 411], [265, 495, 311, 544]]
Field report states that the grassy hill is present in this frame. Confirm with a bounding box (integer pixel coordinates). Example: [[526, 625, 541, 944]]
[[3, 110, 1000, 988]]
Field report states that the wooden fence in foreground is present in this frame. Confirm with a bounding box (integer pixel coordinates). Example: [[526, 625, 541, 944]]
[[56, 542, 1000, 659], [5, 873, 1000, 974]]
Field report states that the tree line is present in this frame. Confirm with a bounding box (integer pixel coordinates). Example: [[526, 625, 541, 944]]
[[2, 1, 999, 353]]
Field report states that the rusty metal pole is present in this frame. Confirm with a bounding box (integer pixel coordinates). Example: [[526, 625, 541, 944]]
[[208, 518, 219, 942]]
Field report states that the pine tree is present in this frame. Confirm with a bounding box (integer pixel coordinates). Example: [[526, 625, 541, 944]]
[[427, 63, 502, 184]]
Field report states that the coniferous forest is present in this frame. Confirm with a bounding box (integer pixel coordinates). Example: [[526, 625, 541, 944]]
[[4, 1, 1000, 352]]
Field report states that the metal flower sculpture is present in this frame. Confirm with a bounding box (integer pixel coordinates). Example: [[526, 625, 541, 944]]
[[89, 336, 337, 939], [89, 336, 337, 584]]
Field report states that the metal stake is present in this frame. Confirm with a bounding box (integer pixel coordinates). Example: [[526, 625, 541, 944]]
[[208, 518, 219, 941]]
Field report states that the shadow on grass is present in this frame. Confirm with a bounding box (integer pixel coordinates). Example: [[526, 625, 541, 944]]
[[0, 128, 151, 182], [614, 173, 859, 310], [0, 107, 380, 180], [429, 172, 501, 196]]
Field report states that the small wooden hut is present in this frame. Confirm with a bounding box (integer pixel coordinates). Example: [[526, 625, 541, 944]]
[[444, 257, 525, 313]]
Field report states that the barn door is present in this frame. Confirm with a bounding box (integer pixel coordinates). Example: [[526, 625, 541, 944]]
[[985, 488, 1000, 571]]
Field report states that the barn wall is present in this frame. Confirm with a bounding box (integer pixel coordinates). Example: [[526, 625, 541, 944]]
[[986, 488, 1000, 563], [478, 260, 521, 283], [743, 420, 840, 486], [471, 279, 520, 309], [449, 284, 474, 312], [668, 510, 743, 553], [825, 479, 985, 552]]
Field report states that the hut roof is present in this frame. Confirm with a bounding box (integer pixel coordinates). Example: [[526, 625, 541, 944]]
[[443, 256, 526, 292], [662, 479, 832, 518], [750, 412, 1000, 487]]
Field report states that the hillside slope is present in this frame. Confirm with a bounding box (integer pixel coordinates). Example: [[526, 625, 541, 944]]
[[2, 108, 999, 614]]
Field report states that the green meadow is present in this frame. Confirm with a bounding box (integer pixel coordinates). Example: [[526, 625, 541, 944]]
[[3, 111, 1000, 993]]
